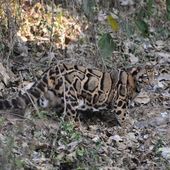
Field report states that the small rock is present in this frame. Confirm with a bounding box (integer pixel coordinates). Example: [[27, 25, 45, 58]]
[[92, 136, 100, 143], [111, 135, 123, 142], [160, 112, 168, 118], [126, 132, 136, 142], [159, 147, 170, 160], [129, 54, 138, 64]]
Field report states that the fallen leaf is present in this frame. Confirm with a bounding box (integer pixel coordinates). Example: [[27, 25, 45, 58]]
[[129, 54, 138, 64], [107, 15, 120, 32], [134, 92, 150, 104]]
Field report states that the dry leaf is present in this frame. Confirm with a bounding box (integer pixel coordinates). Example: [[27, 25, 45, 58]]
[[107, 15, 119, 32], [134, 92, 150, 104]]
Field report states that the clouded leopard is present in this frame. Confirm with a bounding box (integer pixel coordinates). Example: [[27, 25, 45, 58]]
[[0, 63, 158, 125]]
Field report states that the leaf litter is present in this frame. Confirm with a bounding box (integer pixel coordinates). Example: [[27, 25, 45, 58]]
[[0, 1, 170, 170]]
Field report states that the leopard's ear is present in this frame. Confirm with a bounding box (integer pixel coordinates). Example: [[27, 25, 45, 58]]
[[144, 64, 154, 70], [127, 66, 143, 77], [145, 63, 160, 70]]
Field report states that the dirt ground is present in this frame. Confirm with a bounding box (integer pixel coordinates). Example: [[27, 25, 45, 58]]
[[0, 1, 170, 170]]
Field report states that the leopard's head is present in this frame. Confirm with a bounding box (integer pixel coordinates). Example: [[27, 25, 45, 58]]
[[127, 64, 159, 98], [136, 65, 159, 90]]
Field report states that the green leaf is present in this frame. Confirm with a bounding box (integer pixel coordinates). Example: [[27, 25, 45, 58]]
[[135, 19, 149, 37], [121, 20, 135, 37], [76, 148, 85, 157], [98, 33, 116, 58], [147, 0, 154, 17], [136, 7, 147, 19], [82, 0, 96, 20], [107, 15, 119, 32], [166, 0, 170, 20]]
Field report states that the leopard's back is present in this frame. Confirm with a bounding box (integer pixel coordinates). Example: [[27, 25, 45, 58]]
[[41, 64, 119, 114]]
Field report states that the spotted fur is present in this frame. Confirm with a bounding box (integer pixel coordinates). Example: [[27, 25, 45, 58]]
[[0, 63, 158, 125]]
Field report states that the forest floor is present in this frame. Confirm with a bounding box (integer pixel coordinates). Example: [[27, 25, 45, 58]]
[[0, 1, 170, 170]]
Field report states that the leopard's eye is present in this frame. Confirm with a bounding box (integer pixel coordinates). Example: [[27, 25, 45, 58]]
[[154, 72, 159, 77], [136, 84, 141, 93], [141, 74, 148, 81], [142, 74, 148, 78]]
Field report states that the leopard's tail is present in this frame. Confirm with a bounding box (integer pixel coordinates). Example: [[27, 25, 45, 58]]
[[0, 70, 55, 111], [0, 80, 52, 111], [0, 93, 31, 110]]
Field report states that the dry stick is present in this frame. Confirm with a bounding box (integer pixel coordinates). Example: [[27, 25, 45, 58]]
[[50, 63, 68, 153], [47, 0, 70, 153], [4, 2, 16, 71], [92, 22, 107, 71], [48, 0, 68, 119], [58, 64, 67, 119], [48, 0, 55, 67]]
